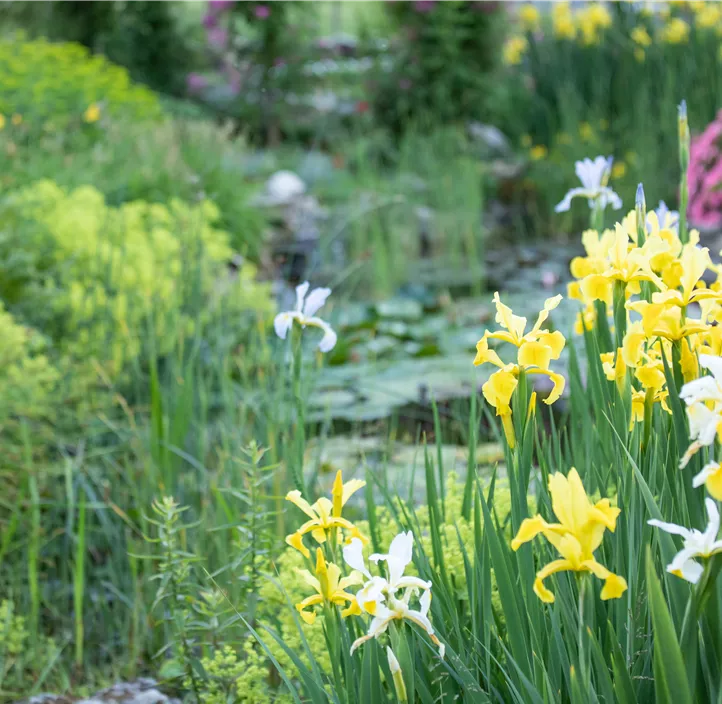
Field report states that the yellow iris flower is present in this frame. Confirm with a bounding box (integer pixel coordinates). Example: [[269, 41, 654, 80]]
[[474, 293, 566, 447], [512, 468, 627, 603], [285, 470, 367, 558], [295, 549, 362, 624]]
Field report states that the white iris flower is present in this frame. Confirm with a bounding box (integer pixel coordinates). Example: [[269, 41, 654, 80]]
[[555, 156, 622, 213], [273, 281, 337, 352]]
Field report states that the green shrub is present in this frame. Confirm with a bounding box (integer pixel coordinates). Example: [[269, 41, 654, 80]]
[[0, 32, 161, 130], [0, 180, 273, 418]]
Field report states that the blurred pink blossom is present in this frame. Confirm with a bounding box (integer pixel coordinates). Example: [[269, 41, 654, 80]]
[[207, 27, 228, 47], [210, 0, 235, 8], [254, 4, 270, 19], [414, 1, 436, 12], [186, 73, 207, 94], [688, 109, 722, 229]]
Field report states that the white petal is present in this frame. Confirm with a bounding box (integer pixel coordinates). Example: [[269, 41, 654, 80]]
[[648, 518, 691, 539], [700, 355, 722, 386], [403, 606, 436, 637], [419, 587, 432, 617], [680, 376, 722, 404], [667, 549, 704, 584], [555, 187, 587, 213], [687, 404, 721, 446], [302, 287, 331, 317], [318, 324, 337, 353], [343, 538, 371, 579], [693, 463, 719, 488], [273, 312, 294, 340], [395, 576, 432, 592], [355, 576, 388, 612], [705, 498, 720, 539], [294, 282, 310, 312]]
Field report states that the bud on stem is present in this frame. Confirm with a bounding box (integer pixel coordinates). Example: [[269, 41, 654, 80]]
[[678, 100, 690, 245]]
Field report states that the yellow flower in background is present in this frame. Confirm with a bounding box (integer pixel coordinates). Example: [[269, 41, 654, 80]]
[[0, 114, 5, 130], [557, 132, 573, 145], [519, 4, 541, 32], [661, 17, 690, 44], [553, 2, 577, 40], [512, 468, 627, 603], [576, 2, 612, 45], [579, 122, 594, 142], [503, 35, 528, 66], [612, 161, 627, 180], [11, 113, 22, 126], [285, 470, 367, 557], [694, 3, 722, 30], [530, 145, 548, 161], [631, 26, 652, 47], [295, 549, 362, 624], [634, 47, 646, 62], [521, 133, 533, 148], [84, 103, 101, 123]]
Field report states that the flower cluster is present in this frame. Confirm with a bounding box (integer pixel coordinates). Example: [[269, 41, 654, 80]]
[[285, 472, 444, 658], [688, 109, 722, 229], [505, 1, 722, 66]]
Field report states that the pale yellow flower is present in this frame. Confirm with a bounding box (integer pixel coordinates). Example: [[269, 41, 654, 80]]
[[512, 469, 627, 603]]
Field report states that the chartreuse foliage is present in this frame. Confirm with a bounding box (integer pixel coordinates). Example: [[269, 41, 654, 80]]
[[0, 33, 160, 130], [183, 103, 722, 702], [0, 179, 273, 441]]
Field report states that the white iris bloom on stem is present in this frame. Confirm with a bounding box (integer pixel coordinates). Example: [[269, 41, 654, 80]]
[[649, 498, 722, 584], [555, 156, 622, 213], [273, 281, 337, 352], [679, 354, 722, 467], [342, 532, 445, 658]]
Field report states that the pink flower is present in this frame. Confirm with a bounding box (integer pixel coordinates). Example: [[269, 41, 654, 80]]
[[414, 1, 436, 12], [254, 4, 270, 19], [209, 0, 234, 9], [186, 73, 207, 94], [207, 27, 228, 47]]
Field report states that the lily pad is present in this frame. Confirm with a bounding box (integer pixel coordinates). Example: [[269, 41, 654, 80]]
[[375, 297, 423, 321]]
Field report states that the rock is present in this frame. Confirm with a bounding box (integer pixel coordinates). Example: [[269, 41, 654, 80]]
[[254, 170, 306, 207], [467, 121, 511, 156], [20, 680, 179, 704]]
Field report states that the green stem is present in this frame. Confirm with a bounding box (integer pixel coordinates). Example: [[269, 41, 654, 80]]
[[613, 280, 627, 350], [290, 323, 307, 495]]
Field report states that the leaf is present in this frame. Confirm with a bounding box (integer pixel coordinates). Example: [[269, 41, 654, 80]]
[[646, 546, 693, 704]]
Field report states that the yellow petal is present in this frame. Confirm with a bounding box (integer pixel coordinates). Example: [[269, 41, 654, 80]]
[[342, 479, 366, 506], [705, 464, 722, 501], [286, 532, 310, 558], [600, 573, 628, 600], [536, 330, 566, 359], [482, 369, 518, 410], [518, 341, 553, 370], [286, 490, 318, 520], [581, 274, 612, 303], [474, 335, 504, 367], [511, 515, 548, 550]]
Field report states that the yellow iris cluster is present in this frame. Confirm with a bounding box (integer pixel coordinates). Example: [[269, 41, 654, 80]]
[[568, 208, 722, 431], [506, 1, 722, 68], [473, 293, 566, 448]]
